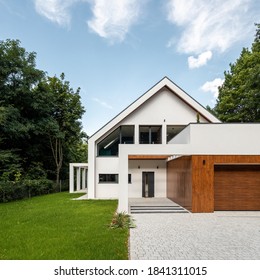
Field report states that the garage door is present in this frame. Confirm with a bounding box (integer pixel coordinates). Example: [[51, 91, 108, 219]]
[[214, 165, 260, 211]]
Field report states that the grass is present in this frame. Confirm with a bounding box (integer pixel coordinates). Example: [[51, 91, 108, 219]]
[[0, 192, 129, 260]]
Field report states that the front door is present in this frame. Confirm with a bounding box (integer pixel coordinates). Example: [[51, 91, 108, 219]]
[[142, 172, 154, 197]]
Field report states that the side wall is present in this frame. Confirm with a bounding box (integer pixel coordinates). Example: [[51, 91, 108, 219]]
[[167, 156, 192, 211]]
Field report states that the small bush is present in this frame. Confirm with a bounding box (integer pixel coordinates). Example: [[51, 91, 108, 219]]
[[110, 212, 135, 229]]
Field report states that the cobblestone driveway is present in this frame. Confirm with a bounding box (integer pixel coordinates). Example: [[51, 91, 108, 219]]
[[129, 211, 260, 260]]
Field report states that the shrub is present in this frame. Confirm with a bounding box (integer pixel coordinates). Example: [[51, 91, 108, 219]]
[[22, 178, 54, 198], [0, 178, 54, 203], [110, 212, 135, 229]]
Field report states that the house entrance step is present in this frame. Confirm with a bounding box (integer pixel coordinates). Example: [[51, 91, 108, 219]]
[[130, 205, 189, 214]]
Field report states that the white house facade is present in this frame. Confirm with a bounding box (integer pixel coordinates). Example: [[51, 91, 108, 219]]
[[70, 77, 260, 213]]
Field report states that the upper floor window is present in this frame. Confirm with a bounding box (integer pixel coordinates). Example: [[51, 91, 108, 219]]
[[97, 125, 134, 156], [166, 125, 186, 143], [139, 126, 162, 144]]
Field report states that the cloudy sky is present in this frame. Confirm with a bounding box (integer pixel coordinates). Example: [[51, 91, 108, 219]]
[[1, 0, 259, 135]]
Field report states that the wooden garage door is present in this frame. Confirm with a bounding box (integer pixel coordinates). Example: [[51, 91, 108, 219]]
[[214, 165, 260, 210]]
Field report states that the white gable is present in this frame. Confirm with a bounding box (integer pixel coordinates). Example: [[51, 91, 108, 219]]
[[122, 87, 208, 125], [90, 77, 220, 142]]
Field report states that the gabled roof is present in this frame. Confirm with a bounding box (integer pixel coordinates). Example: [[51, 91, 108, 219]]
[[89, 76, 221, 141]]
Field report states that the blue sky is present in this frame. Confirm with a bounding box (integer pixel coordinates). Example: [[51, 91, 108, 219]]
[[1, 0, 259, 136]]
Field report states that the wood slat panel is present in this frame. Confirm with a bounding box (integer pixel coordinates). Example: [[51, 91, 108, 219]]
[[214, 165, 260, 210], [191, 155, 215, 212]]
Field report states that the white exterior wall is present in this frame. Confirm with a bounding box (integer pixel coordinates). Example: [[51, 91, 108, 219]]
[[190, 124, 260, 154], [170, 125, 190, 144], [170, 123, 260, 154], [96, 157, 119, 198], [128, 160, 167, 198], [123, 89, 208, 125]]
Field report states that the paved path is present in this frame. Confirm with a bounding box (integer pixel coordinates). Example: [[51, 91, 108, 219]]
[[129, 211, 260, 260]]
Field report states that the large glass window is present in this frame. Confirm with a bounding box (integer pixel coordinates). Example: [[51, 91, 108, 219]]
[[97, 125, 134, 156], [166, 125, 186, 143], [121, 125, 134, 144], [139, 126, 162, 144]]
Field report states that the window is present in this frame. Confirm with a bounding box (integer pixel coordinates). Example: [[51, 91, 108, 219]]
[[99, 174, 119, 183], [139, 126, 162, 144], [166, 125, 186, 143], [97, 125, 134, 156], [121, 126, 134, 144]]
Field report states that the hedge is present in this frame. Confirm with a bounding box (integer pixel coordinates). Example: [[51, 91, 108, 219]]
[[0, 179, 55, 203]]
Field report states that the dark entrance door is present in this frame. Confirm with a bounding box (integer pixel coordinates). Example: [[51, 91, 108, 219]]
[[142, 172, 154, 197]]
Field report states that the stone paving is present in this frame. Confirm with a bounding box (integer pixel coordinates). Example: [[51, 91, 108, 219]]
[[129, 211, 260, 260]]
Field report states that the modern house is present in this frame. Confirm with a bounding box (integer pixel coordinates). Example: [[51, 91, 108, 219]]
[[70, 77, 260, 213]]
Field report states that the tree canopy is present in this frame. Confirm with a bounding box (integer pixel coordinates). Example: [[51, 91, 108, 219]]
[[0, 39, 86, 197], [214, 24, 260, 122]]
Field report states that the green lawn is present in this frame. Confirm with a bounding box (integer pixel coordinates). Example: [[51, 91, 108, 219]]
[[0, 192, 128, 260]]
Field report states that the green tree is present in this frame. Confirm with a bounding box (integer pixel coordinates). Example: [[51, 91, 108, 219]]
[[214, 24, 260, 122], [0, 39, 86, 191], [40, 74, 85, 186], [0, 39, 46, 175]]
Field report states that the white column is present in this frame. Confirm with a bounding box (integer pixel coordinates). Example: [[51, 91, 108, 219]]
[[76, 167, 81, 191], [118, 148, 129, 213], [69, 163, 74, 193], [82, 168, 86, 190], [88, 138, 95, 198], [86, 169, 88, 188], [134, 125, 139, 144], [162, 123, 167, 144]]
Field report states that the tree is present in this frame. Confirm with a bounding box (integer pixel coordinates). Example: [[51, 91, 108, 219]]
[[40, 74, 85, 186], [0, 39, 46, 173], [214, 24, 260, 122], [0, 39, 86, 191]]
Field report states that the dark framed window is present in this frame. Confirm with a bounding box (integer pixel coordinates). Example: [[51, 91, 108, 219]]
[[97, 125, 134, 156], [139, 126, 162, 144], [99, 174, 119, 183]]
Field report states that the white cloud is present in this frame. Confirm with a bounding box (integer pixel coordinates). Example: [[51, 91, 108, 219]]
[[87, 0, 143, 43], [201, 78, 224, 99], [166, 0, 256, 54], [188, 51, 212, 69], [92, 97, 113, 109], [34, 0, 144, 42], [34, 0, 79, 27]]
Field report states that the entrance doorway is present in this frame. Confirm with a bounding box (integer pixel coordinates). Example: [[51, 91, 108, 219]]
[[142, 172, 154, 197]]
